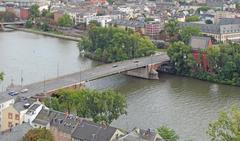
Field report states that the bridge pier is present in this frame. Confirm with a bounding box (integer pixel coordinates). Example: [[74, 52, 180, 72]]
[[0, 23, 4, 31], [125, 63, 161, 80]]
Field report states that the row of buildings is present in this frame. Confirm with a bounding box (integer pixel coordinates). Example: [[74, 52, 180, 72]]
[[0, 95, 164, 141], [180, 18, 240, 42]]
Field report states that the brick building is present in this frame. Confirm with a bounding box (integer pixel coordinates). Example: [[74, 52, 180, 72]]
[[189, 36, 212, 71], [20, 8, 29, 20]]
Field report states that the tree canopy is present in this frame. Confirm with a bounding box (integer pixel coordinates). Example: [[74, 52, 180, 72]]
[[185, 15, 200, 22], [58, 13, 73, 27], [23, 128, 53, 141], [167, 40, 240, 86], [167, 41, 195, 75], [157, 126, 179, 141], [179, 26, 202, 44], [29, 4, 40, 20], [207, 105, 240, 141], [0, 11, 16, 22], [44, 89, 127, 125], [78, 27, 156, 62], [164, 19, 179, 37], [0, 72, 4, 81]]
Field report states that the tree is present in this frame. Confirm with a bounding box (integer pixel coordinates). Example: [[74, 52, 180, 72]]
[[58, 13, 73, 27], [157, 126, 179, 141], [78, 27, 156, 63], [0, 72, 4, 81], [46, 89, 127, 125], [88, 20, 101, 28], [207, 105, 240, 141], [236, 3, 240, 10], [196, 6, 209, 14], [205, 19, 213, 24], [0, 11, 16, 22], [23, 128, 53, 141], [185, 15, 200, 22], [164, 19, 179, 37], [25, 20, 33, 28], [167, 41, 195, 75], [29, 4, 40, 20], [179, 26, 201, 44]]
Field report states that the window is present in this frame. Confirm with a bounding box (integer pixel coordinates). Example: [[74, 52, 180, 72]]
[[8, 113, 12, 119], [8, 122, 12, 128], [15, 114, 19, 120]]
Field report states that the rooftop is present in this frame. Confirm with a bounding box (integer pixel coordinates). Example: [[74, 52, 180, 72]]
[[0, 123, 33, 141], [71, 120, 118, 141]]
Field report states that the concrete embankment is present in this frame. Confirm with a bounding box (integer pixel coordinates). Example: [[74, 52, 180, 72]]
[[9, 27, 81, 41]]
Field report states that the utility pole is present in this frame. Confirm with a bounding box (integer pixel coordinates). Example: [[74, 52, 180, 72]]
[[20, 70, 23, 88], [43, 74, 46, 93]]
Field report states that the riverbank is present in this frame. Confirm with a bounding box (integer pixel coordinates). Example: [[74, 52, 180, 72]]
[[8, 27, 81, 41]]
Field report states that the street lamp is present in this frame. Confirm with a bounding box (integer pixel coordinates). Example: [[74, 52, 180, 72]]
[[43, 74, 46, 93], [57, 63, 59, 78]]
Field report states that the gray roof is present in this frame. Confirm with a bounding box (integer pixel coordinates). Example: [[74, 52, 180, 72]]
[[117, 128, 162, 141], [0, 123, 33, 141], [33, 108, 81, 134], [71, 120, 117, 141], [179, 22, 219, 34], [179, 19, 240, 35], [189, 36, 211, 50], [32, 108, 57, 126], [109, 19, 145, 28], [51, 112, 81, 134], [26, 103, 41, 114], [217, 18, 240, 25]]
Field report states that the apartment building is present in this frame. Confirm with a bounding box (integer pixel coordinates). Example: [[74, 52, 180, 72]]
[[180, 18, 240, 42], [0, 96, 14, 132]]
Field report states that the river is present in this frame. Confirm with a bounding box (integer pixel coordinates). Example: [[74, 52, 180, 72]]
[[1, 31, 240, 141]]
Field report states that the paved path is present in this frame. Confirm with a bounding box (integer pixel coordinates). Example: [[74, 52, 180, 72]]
[[0, 53, 169, 101]]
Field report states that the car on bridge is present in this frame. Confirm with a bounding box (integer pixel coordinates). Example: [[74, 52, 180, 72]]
[[112, 64, 118, 68], [8, 91, 19, 96], [20, 88, 29, 93]]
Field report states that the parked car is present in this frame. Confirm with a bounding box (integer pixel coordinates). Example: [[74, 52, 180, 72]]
[[112, 64, 118, 68], [8, 91, 14, 96], [20, 88, 29, 93], [8, 91, 19, 96]]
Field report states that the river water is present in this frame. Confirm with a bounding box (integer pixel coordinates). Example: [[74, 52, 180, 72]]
[[1, 31, 240, 141]]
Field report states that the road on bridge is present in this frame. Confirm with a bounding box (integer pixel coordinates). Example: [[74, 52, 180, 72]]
[[0, 52, 169, 101]]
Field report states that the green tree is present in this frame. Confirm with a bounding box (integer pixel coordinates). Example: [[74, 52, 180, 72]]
[[164, 19, 179, 37], [207, 105, 240, 141], [47, 89, 127, 125], [57, 89, 75, 114], [23, 128, 53, 141], [185, 15, 200, 22], [58, 13, 73, 27], [88, 20, 101, 28], [196, 6, 209, 14], [78, 27, 156, 63], [157, 126, 179, 141], [0, 72, 4, 81], [167, 41, 195, 75], [44, 97, 61, 112], [179, 26, 201, 44], [236, 3, 240, 10], [205, 19, 213, 24], [29, 4, 40, 20], [25, 20, 33, 28], [41, 9, 48, 17]]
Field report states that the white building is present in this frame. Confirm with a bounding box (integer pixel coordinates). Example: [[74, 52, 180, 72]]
[[24, 101, 43, 125]]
